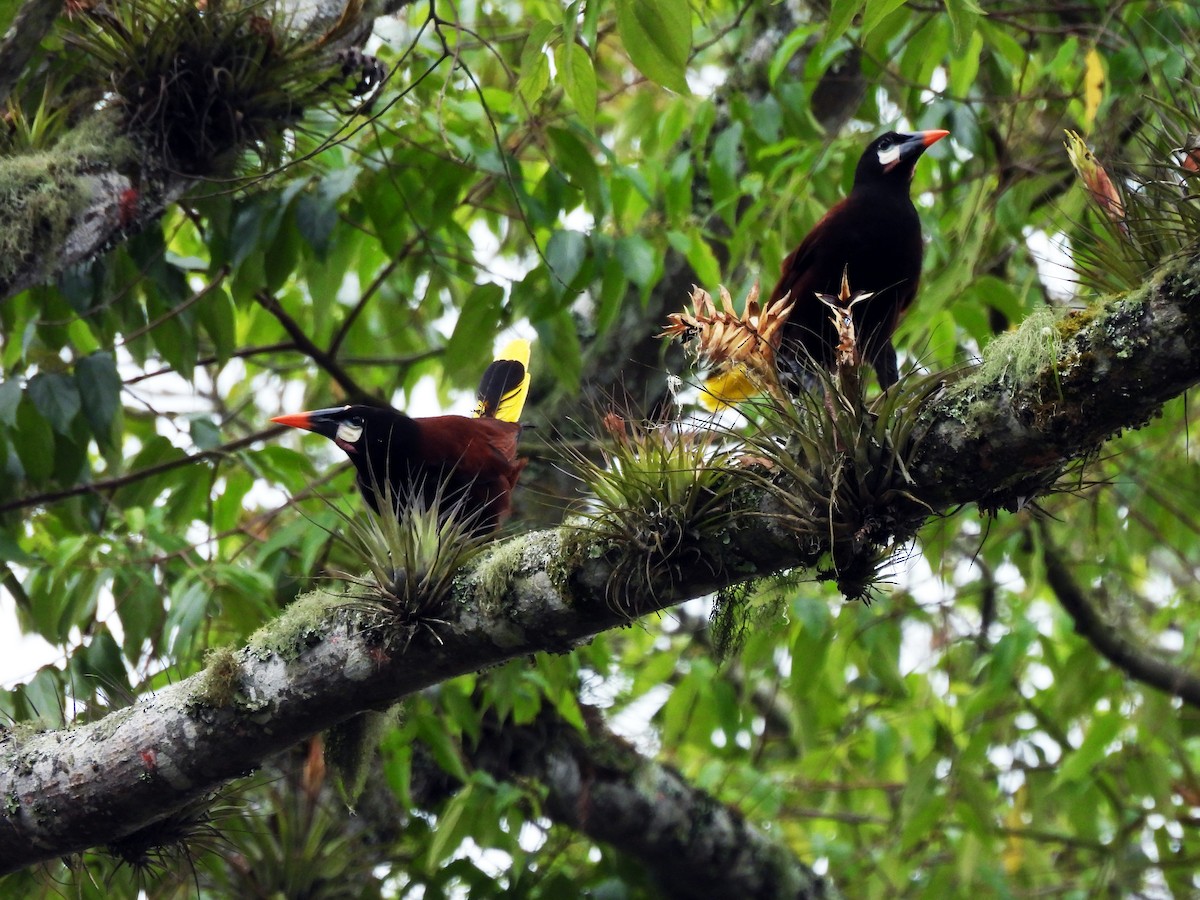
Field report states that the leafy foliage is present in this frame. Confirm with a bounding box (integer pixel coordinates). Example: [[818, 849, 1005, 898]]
[[2, 0, 1200, 896]]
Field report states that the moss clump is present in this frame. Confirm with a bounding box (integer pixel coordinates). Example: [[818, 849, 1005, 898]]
[[325, 707, 398, 807], [191, 646, 242, 708], [956, 307, 1064, 395], [247, 591, 346, 661], [469, 539, 527, 616], [0, 112, 132, 292], [545, 526, 586, 604]]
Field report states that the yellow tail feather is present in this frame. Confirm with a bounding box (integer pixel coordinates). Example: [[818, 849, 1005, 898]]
[[474, 338, 531, 422]]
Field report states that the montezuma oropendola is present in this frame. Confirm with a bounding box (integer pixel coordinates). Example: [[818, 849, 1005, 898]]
[[771, 129, 949, 389], [271, 341, 531, 536]]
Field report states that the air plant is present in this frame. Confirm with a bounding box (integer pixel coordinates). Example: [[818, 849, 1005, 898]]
[[562, 411, 742, 612], [323, 476, 489, 635], [1064, 101, 1200, 294], [62, 0, 371, 176]]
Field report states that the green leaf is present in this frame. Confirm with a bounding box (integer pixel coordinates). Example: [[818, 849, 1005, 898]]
[[557, 42, 597, 132], [943, 0, 982, 56], [0, 531, 35, 564], [517, 52, 551, 108], [1055, 712, 1123, 787], [27, 372, 80, 435], [861, 0, 910, 38], [769, 25, 821, 86], [14, 399, 54, 484], [0, 379, 19, 427], [295, 191, 339, 259], [445, 283, 504, 382], [190, 416, 221, 451], [616, 0, 692, 94], [948, 29, 984, 96], [197, 286, 237, 367], [825, 0, 866, 47], [545, 229, 588, 294], [615, 235, 657, 289], [533, 310, 582, 391], [166, 576, 210, 659], [75, 352, 122, 449], [425, 782, 474, 868]]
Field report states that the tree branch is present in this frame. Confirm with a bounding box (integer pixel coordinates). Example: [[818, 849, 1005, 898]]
[[1038, 523, 1200, 709], [0, 1, 420, 303], [3, 253, 1200, 871], [461, 706, 837, 900], [0, 428, 282, 515]]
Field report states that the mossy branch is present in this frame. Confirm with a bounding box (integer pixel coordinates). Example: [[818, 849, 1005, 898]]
[[2, 252, 1200, 871]]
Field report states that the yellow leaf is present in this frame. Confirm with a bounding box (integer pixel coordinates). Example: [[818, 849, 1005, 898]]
[[1084, 48, 1105, 131]]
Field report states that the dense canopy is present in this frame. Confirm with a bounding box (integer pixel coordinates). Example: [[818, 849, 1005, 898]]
[[2, 0, 1200, 896]]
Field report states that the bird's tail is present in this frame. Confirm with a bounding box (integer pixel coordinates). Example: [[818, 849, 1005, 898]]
[[474, 339, 531, 422]]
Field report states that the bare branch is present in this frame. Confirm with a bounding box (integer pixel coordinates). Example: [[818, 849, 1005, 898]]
[[0, 428, 282, 515], [1039, 523, 1200, 709]]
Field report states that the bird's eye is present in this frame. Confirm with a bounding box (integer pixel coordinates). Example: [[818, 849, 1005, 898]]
[[348, 415, 364, 427], [878, 137, 893, 149]]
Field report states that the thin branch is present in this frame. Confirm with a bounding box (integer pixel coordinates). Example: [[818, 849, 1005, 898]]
[[116, 266, 230, 348], [1038, 523, 1200, 710], [252, 290, 381, 405], [0, 428, 282, 515], [122, 342, 297, 385]]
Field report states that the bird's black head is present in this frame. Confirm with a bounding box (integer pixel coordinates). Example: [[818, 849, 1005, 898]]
[[854, 130, 949, 187], [271, 404, 413, 457]]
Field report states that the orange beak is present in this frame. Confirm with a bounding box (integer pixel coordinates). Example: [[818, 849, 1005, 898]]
[[271, 412, 316, 432], [921, 129, 950, 147]]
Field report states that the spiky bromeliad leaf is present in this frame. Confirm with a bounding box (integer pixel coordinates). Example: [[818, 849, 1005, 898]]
[[562, 412, 742, 610], [322, 475, 489, 630]]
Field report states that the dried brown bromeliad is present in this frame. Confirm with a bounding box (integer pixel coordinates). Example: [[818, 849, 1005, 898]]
[[659, 282, 794, 405]]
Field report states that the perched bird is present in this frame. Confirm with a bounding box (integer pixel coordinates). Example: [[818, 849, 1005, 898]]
[[771, 129, 949, 389], [272, 340, 531, 535]]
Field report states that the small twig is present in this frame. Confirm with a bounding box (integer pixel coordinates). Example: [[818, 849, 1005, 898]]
[[123, 341, 296, 385], [116, 266, 231, 348]]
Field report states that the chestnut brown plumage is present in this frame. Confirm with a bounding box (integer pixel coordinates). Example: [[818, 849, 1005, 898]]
[[272, 341, 531, 535], [771, 129, 948, 389]]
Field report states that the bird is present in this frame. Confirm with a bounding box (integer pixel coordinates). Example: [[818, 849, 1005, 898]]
[[271, 340, 532, 536], [770, 129, 948, 389]]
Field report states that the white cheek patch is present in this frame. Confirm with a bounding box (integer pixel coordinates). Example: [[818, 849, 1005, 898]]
[[336, 422, 363, 444], [877, 144, 902, 169]]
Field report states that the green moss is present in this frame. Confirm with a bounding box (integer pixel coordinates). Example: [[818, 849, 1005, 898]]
[[959, 307, 1064, 394], [191, 646, 242, 708], [470, 538, 528, 615], [0, 112, 133, 292], [546, 526, 587, 603], [325, 707, 398, 807], [247, 591, 346, 661]]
